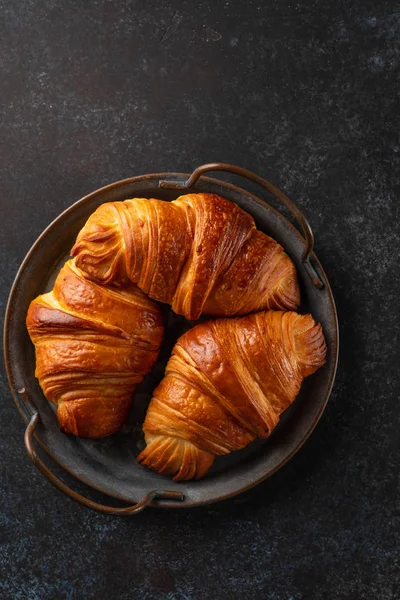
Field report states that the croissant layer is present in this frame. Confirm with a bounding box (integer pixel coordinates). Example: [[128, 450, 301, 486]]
[[26, 260, 164, 438], [138, 311, 326, 480], [71, 193, 300, 320]]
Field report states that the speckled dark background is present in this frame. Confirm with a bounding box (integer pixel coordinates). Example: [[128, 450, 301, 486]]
[[1, 0, 399, 598]]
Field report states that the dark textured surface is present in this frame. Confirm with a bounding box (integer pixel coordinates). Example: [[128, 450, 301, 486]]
[[1, 0, 399, 598]]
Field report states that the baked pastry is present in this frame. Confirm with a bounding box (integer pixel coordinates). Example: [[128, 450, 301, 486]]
[[26, 259, 164, 438], [138, 310, 326, 480], [71, 193, 300, 320]]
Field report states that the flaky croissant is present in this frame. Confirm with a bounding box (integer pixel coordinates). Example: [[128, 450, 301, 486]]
[[138, 310, 326, 481], [71, 193, 300, 320], [26, 259, 164, 438]]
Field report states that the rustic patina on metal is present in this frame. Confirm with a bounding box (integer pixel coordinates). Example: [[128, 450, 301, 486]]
[[4, 162, 339, 514]]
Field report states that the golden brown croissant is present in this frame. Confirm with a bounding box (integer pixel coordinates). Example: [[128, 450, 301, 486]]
[[71, 193, 300, 320], [138, 310, 326, 481], [26, 259, 164, 438]]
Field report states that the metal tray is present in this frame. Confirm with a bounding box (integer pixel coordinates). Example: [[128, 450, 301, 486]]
[[4, 163, 339, 514]]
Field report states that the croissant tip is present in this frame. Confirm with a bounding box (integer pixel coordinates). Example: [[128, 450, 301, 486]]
[[293, 313, 327, 376], [138, 435, 215, 481]]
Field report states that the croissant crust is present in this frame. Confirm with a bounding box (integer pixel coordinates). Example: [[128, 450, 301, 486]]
[[138, 310, 326, 480], [71, 193, 300, 320], [26, 259, 164, 438]]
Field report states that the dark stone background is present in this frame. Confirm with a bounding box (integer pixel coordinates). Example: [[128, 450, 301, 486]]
[[1, 1, 399, 598]]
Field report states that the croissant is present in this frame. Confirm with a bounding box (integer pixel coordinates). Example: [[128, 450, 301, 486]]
[[26, 259, 164, 438], [71, 193, 300, 320], [138, 310, 326, 481]]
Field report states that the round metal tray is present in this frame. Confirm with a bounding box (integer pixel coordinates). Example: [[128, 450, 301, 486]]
[[4, 163, 338, 514]]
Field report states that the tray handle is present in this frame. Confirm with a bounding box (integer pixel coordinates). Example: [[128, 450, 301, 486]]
[[159, 162, 323, 288], [23, 400, 183, 515]]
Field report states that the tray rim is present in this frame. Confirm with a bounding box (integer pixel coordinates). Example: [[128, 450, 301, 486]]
[[4, 171, 339, 509]]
